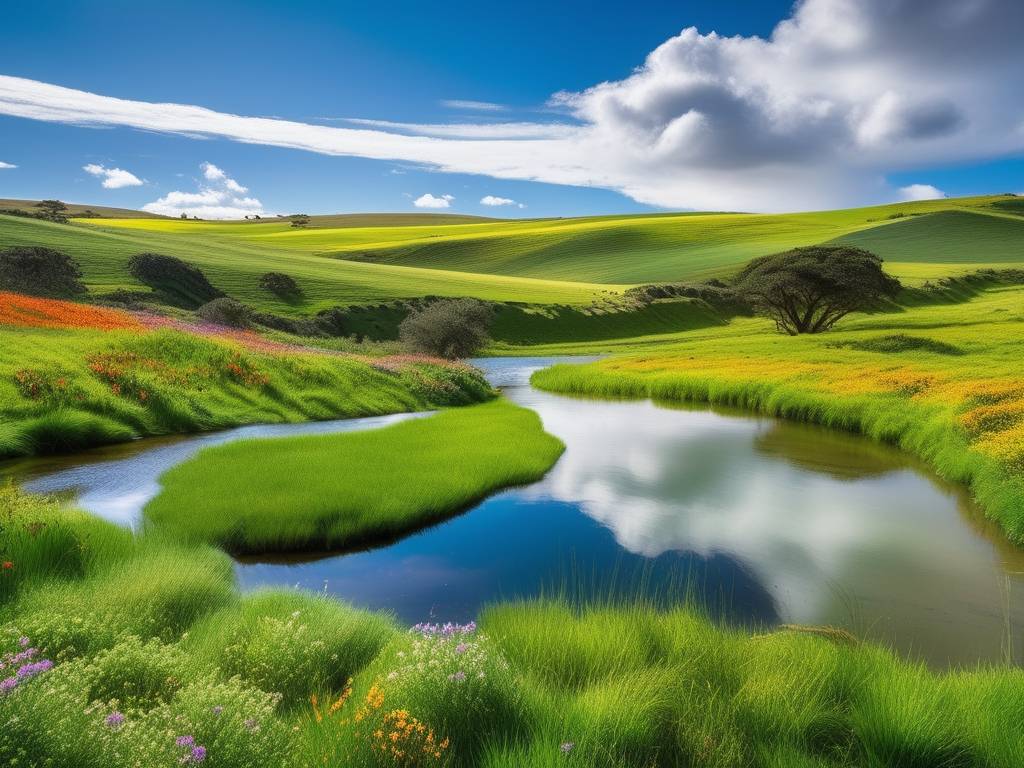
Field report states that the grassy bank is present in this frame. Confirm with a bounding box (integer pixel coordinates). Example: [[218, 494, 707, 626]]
[[532, 284, 1024, 540], [0, 319, 492, 459], [143, 399, 564, 554], [4, 486, 1024, 767]]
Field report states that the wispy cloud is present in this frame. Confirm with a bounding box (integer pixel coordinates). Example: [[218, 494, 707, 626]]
[[0, 161, 15, 170], [83, 163, 143, 188], [2, 0, 1023, 211], [413, 193, 454, 209], [441, 99, 506, 112], [143, 162, 263, 219], [481, 195, 524, 209]]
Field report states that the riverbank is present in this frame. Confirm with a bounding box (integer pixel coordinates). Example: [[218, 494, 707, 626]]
[[4, 486, 1024, 767], [0, 320, 493, 459], [532, 284, 1024, 541], [142, 399, 565, 554]]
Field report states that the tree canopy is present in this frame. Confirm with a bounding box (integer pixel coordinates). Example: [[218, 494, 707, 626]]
[[734, 246, 901, 335]]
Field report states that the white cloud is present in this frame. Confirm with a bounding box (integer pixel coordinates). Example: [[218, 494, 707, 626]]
[[2, 1, 1023, 211], [142, 162, 264, 219], [480, 195, 524, 209], [441, 99, 506, 112], [413, 193, 454, 209], [898, 183, 946, 202], [0, 161, 15, 169], [82, 162, 143, 188]]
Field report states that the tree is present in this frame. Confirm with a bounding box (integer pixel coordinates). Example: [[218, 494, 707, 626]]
[[34, 200, 68, 223], [733, 246, 900, 335], [0, 246, 85, 297], [399, 299, 493, 358], [127, 252, 223, 308], [290, 215, 310, 228]]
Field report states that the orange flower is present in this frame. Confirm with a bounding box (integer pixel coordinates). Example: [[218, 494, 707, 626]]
[[0, 292, 143, 331]]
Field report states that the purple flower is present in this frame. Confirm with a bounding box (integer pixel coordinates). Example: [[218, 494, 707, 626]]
[[105, 711, 125, 729], [455, 642, 468, 655], [243, 718, 260, 732], [17, 637, 29, 648], [0, 677, 17, 694], [16, 659, 52, 679], [176, 735, 195, 748], [211, 705, 223, 717], [448, 670, 467, 682], [560, 741, 575, 754], [190, 746, 207, 763]]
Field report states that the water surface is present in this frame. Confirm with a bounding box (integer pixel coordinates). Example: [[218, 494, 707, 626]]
[[4, 356, 1023, 667]]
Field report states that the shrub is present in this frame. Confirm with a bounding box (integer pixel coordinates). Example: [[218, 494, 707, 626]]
[[258, 272, 301, 301], [314, 306, 349, 336], [0, 246, 85, 297], [399, 299, 493, 359], [196, 297, 251, 328], [126, 253, 223, 308]]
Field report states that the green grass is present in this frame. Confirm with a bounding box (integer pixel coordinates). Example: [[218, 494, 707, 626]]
[[0, 214, 615, 310], [77, 194, 1019, 285], [6, 486, 1024, 767], [531, 283, 1024, 541], [0, 325, 493, 458], [143, 398, 564, 554]]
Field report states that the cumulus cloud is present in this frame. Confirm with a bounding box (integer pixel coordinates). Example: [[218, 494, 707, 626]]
[[2, 0, 1023, 211], [82, 163, 143, 188], [480, 195, 524, 208], [413, 193, 454, 209], [0, 161, 15, 169], [898, 183, 946, 202], [142, 162, 263, 219]]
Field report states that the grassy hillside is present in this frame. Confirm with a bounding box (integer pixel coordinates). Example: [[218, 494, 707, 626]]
[[0, 214, 615, 309], [73, 195, 1021, 288]]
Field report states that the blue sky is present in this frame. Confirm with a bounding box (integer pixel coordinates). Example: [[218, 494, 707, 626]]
[[0, 0, 1021, 218]]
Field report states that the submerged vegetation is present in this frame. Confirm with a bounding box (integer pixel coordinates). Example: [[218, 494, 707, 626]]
[[4, 487, 1024, 767], [144, 399, 564, 554]]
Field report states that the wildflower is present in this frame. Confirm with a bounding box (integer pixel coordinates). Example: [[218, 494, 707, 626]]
[[17, 637, 29, 648], [1, 562, 12, 570], [175, 736, 195, 748], [211, 705, 223, 717], [0, 677, 17, 694], [105, 711, 125, 729], [448, 671, 466, 682], [561, 742, 575, 754], [455, 642, 468, 654], [190, 746, 207, 763], [244, 718, 260, 732]]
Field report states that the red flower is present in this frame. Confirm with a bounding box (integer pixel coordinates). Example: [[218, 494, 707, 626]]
[[1, 561, 12, 570]]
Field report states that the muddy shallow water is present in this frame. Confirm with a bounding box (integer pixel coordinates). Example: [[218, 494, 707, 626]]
[[5, 356, 1024, 667]]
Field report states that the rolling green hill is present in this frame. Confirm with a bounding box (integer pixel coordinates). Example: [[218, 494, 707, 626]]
[[0, 195, 1020, 334], [0, 198, 168, 219], [73, 194, 1021, 287]]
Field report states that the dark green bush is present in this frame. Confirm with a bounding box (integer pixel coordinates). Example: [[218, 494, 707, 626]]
[[258, 271, 301, 300], [399, 299, 493, 359], [196, 297, 251, 328], [0, 246, 85, 297], [127, 252, 223, 308]]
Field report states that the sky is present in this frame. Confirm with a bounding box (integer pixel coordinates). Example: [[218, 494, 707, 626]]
[[0, 0, 1021, 218]]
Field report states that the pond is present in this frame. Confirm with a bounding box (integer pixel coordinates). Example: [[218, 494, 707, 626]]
[[4, 356, 1024, 667]]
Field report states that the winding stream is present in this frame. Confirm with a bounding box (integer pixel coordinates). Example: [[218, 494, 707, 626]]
[[4, 356, 1024, 667]]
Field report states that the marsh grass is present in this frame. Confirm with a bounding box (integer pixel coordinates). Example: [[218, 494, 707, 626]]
[[143, 399, 565, 554]]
